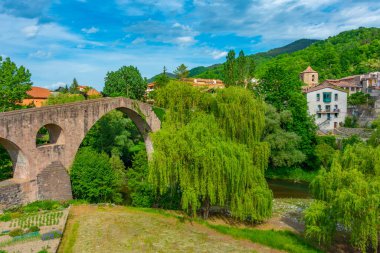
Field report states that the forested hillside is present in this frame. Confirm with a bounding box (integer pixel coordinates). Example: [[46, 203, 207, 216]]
[[256, 27, 380, 80], [192, 39, 319, 79], [193, 27, 380, 81]]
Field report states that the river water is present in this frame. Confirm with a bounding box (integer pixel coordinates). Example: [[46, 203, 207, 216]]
[[267, 179, 311, 199]]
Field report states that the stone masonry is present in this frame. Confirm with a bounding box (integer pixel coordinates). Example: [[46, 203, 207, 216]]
[[0, 97, 161, 209]]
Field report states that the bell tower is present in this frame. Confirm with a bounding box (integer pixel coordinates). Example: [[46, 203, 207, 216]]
[[300, 66, 318, 87]]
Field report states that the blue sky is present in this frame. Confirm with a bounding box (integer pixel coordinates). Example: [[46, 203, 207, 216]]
[[1, 0, 380, 91]]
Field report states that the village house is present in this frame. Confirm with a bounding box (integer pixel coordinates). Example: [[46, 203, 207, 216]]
[[77, 85, 101, 97], [22, 86, 51, 107], [301, 66, 348, 132], [181, 78, 225, 89], [304, 83, 347, 131]]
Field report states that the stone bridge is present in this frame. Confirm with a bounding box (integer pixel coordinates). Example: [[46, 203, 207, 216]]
[[0, 98, 161, 209]]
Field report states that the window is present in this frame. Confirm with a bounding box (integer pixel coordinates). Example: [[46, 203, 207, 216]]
[[335, 93, 338, 101], [317, 105, 321, 111], [335, 113, 338, 118], [351, 87, 354, 91], [327, 113, 331, 120], [318, 114, 321, 118], [323, 92, 332, 103], [325, 105, 330, 112], [312, 75, 315, 81], [316, 93, 320, 101]]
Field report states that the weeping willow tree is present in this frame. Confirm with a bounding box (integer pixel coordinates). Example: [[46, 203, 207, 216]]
[[304, 143, 380, 252], [149, 81, 272, 221]]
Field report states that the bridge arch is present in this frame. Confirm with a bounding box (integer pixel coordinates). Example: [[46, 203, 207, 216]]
[[36, 124, 65, 147], [0, 138, 30, 179], [0, 97, 161, 208]]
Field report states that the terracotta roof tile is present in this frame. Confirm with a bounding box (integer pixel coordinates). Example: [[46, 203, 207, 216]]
[[26, 87, 51, 99], [301, 66, 317, 73], [303, 83, 347, 93]]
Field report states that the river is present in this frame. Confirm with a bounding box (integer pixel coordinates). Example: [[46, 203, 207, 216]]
[[267, 179, 311, 198]]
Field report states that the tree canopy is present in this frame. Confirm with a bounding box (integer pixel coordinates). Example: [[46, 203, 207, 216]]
[[149, 81, 272, 221], [103, 65, 146, 100], [0, 57, 32, 112], [173, 64, 189, 79], [304, 143, 380, 252]]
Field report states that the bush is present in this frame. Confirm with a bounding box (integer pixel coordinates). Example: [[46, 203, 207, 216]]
[[41, 230, 62, 241], [9, 228, 24, 237], [0, 250, 8, 253], [0, 213, 11, 222], [27, 226, 40, 233], [22, 200, 63, 213]]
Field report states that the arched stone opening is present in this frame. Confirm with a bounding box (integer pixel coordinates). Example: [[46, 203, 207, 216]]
[[36, 124, 65, 147], [0, 138, 30, 179]]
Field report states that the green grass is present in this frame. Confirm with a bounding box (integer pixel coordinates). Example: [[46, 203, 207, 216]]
[[59, 221, 79, 253], [266, 167, 319, 182], [207, 224, 323, 253]]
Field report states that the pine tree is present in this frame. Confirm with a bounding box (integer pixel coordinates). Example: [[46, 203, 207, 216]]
[[173, 64, 189, 79], [224, 50, 236, 87]]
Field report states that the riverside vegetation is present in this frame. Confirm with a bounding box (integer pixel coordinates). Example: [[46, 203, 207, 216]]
[[1, 27, 380, 252]]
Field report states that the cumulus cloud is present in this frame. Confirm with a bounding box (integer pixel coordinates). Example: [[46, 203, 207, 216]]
[[210, 50, 227, 60], [81, 27, 99, 34]]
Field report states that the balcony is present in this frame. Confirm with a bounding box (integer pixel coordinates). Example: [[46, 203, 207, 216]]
[[317, 109, 340, 114]]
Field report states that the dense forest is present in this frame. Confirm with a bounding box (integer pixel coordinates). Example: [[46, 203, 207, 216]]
[[192, 27, 380, 82]]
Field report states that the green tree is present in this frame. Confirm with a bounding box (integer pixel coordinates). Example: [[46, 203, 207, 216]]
[[81, 110, 142, 165], [126, 150, 154, 207], [103, 65, 147, 100], [224, 50, 236, 87], [257, 64, 317, 169], [69, 78, 80, 94], [150, 82, 272, 221], [0, 57, 32, 111], [173, 64, 189, 79], [263, 104, 305, 168], [0, 146, 13, 181], [70, 147, 125, 203], [155, 66, 170, 88], [347, 91, 371, 106], [304, 144, 380, 252], [314, 143, 335, 168]]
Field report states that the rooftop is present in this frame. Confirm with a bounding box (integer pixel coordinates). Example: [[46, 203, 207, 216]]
[[303, 83, 347, 93], [27, 87, 51, 99], [301, 66, 317, 73]]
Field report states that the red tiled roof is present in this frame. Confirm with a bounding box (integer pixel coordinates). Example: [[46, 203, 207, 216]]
[[303, 83, 347, 93], [301, 66, 317, 73], [27, 87, 51, 99], [324, 80, 360, 88]]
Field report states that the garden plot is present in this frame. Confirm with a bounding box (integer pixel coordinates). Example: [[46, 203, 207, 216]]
[[0, 208, 69, 253]]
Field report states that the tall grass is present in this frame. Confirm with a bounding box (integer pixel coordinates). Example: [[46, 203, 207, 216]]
[[207, 224, 323, 253]]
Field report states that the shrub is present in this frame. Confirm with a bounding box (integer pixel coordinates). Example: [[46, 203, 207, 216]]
[[41, 230, 62, 241], [22, 200, 63, 212], [27, 226, 40, 233], [0, 213, 11, 222], [0, 250, 8, 253], [9, 228, 24, 237]]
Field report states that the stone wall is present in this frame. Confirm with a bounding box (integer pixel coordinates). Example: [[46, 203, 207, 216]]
[[0, 180, 24, 209]]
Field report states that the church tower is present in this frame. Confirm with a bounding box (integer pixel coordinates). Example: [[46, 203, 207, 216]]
[[300, 66, 318, 87]]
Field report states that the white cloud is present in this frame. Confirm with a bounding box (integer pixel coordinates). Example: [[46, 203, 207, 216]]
[[175, 36, 197, 46], [210, 50, 227, 60], [29, 50, 51, 59], [21, 25, 39, 38], [131, 37, 145, 44], [81, 27, 99, 34]]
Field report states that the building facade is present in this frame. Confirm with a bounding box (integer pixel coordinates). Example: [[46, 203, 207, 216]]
[[305, 84, 347, 132]]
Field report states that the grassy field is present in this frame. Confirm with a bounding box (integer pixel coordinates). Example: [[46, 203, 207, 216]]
[[58, 205, 286, 253], [58, 204, 324, 253]]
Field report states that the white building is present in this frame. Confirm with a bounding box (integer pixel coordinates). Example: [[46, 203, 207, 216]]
[[304, 83, 348, 132]]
